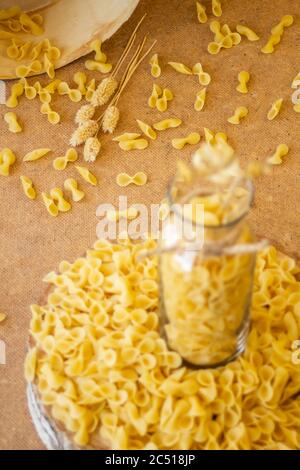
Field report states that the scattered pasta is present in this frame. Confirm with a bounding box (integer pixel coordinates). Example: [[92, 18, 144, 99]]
[[43, 53, 55, 79], [136, 120, 157, 140], [172, 132, 201, 149], [23, 148, 51, 162], [4, 112, 22, 133], [64, 179, 85, 202], [42, 192, 58, 217], [58, 82, 82, 103], [227, 106, 248, 124], [6, 82, 24, 108], [116, 172, 148, 187], [0, 148, 16, 176], [236, 71, 250, 94], [236, 24, 260, 41], [267, 98, 283, 121], [40, 103, 61, 125], [90, 39, 107, 63], [156, 88, 174, 112], [153, 118, 182, 131], [194, 88, 207, 111], [20, 78, 37, 100], [261, 15, 294, 54], [208, 21, 241, 54], [106, 207, 139, 222], [148, 84, 163, 108], [50, 188, 71, 213], [267, 144, 289, 165], [168, 62, 192, 75], [53, 149, 78, 171], [16, 60, 42, 79], [212, 0, 222, 18], [75, 166, 98, 186], [85, 60, 112, 74], [192, 63, 211, 86], [196, 2, 207, 24], [74, 72, 87, 95], [149, 54, 161, 78], [85, 79, 96, 102], [113, 133, 142, 142], [20, 176, 36, 200], [118, 139, 149, 151]]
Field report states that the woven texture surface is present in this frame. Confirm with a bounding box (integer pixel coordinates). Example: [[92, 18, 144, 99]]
[[0, 0, 299, 450]]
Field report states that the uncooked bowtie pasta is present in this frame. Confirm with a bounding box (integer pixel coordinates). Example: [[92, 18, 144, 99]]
[[75, 166, 98, 186], [40, 102, 60, 125], [23, 148, 51, 162], [64, 179, 85, 202], [196, 2, 207, 24], [172, 132, 201, 149], [267, 144, 289, 165], [227, 106, 248, 124], [20, 176, 36, 200], [53, 149, 78, 171], [236, 71, 250, 94], [50, 188, 71, 213], [4, 112, 22, 133], [267, 98, 283, 121], [6, 82, 24, 108], [236, 24, 260, 41], [118, 139, 149, 151], [116, 172, 148, 187], [149, 53, 161, 78], [136, 119, 157, 140], [261, 15, 294, 54], [153, 118, 182, 131], [0, 148, 16, 176], [194, 88, 207, 111]]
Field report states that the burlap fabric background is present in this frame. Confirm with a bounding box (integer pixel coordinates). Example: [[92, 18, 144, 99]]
[[0, 0, 299, 450]]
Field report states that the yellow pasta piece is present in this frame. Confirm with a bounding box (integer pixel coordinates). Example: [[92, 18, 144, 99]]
[[20, 176, 36, 200], [107, 207, 139, 222], [16, 60, 42, 79], [44, 53, 55, 79], [168, 62, 193, 75], [50, 188, 71, 213], [30, 41, 44, 61], [64, 179, 85, 202], [136, 120, 157, 140], [24, 347, 37, 383], [4, 112, 22, 133], [19, 78, 37, 100], [119, 139, 149, 151], [90, 39, 107, 63], [75, 166, 98, 186], [23, 148, 51, 162], [261, 15, 294, 54], [113, 133, 142, 142], [85, 79, 96, 102], [74, 72, 87, 95], [210, 20, 225, 42], [19, 12, 44, 36], [6, 82, 24, 108], [116, 172, 148, 187], [17, 41, 32, 61], [43, 79, 61, 94], [53, 149, 78, 171], [85, 60, 112, 74], [6, 38, 22, 60], [0, 148, 16, 176], [172, 132, 201, 149], [194, 88, 207, 111], [207, 36, 232, 55], [236, 71, 250, 94], [156, 88, 174, 112], [212, 0, 222, 17], [40, 103, 60, 125], [267, 98, 283, 121], [192, 63, 211, 86], [148, 84, 163, 108], [267, 144, 289, 165], [0, 313, 6, 323], [196, 2, 207, 24], [149, 54, 161, 78], [153, 118, 182, 131], [236, 24, 260, 41], [0, 6, 21, 21], [227, 106, 248, 124], [42, 192, 59, 217], [58, 82, 82, 103]]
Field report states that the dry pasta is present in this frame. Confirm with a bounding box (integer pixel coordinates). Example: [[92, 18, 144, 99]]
[[148, 84, 163, 108], [43, 53, 55, 79], [172, 132, 201, 149], [85, 60, 112, 74], [20, 176, 36, 200], [113, 133, 142, 142], [227, 106, 248, 124], [75, 166, 98, 186], [149, 54, 161, 78], [153, 118, 182, 131], [267, 98, 283, 121], [261, 15, 294, 54], [168, 62, 193, 75], [196, 2, 207, 24], [19, 78, 37, 100], [40, 103, 61, 125], [116, 172, 148, 187], [53, 149, 78, 171], [106, 207, 139, 222], [4, 112, 22, 133], [156, 88, 174, 112], [192, 63, 211, 86], [136, 120, 157, 140], [118, 139, 149, 151], [236, 25, 260, 41], [194, 88, 207, 111], [58, 82, 82, 103], [90, 39, 107, 63], [212, 0, 222, 18], [6, 82, 24, 108], [267, 144, 289, 165], [64, 179, 85, 202], [50, 188, 71, 213], [74, 72, 87, 95], [236, 71, 250, 94], [23, 148, 51, 162], [16, 60, 42, 79], [0, 148, 16, 176], [42, 192, 58, 217], [85, 79, 96, 102], [24, 238, 300, 450]]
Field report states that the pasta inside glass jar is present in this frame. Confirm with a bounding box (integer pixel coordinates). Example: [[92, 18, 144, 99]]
[[159, 142, 257, 368]]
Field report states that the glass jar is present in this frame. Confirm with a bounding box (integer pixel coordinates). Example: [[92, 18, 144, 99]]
[[159, 153, 256, 369]]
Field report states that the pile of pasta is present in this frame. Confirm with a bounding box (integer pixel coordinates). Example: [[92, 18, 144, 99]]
[[25, 237, 300, 450]]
